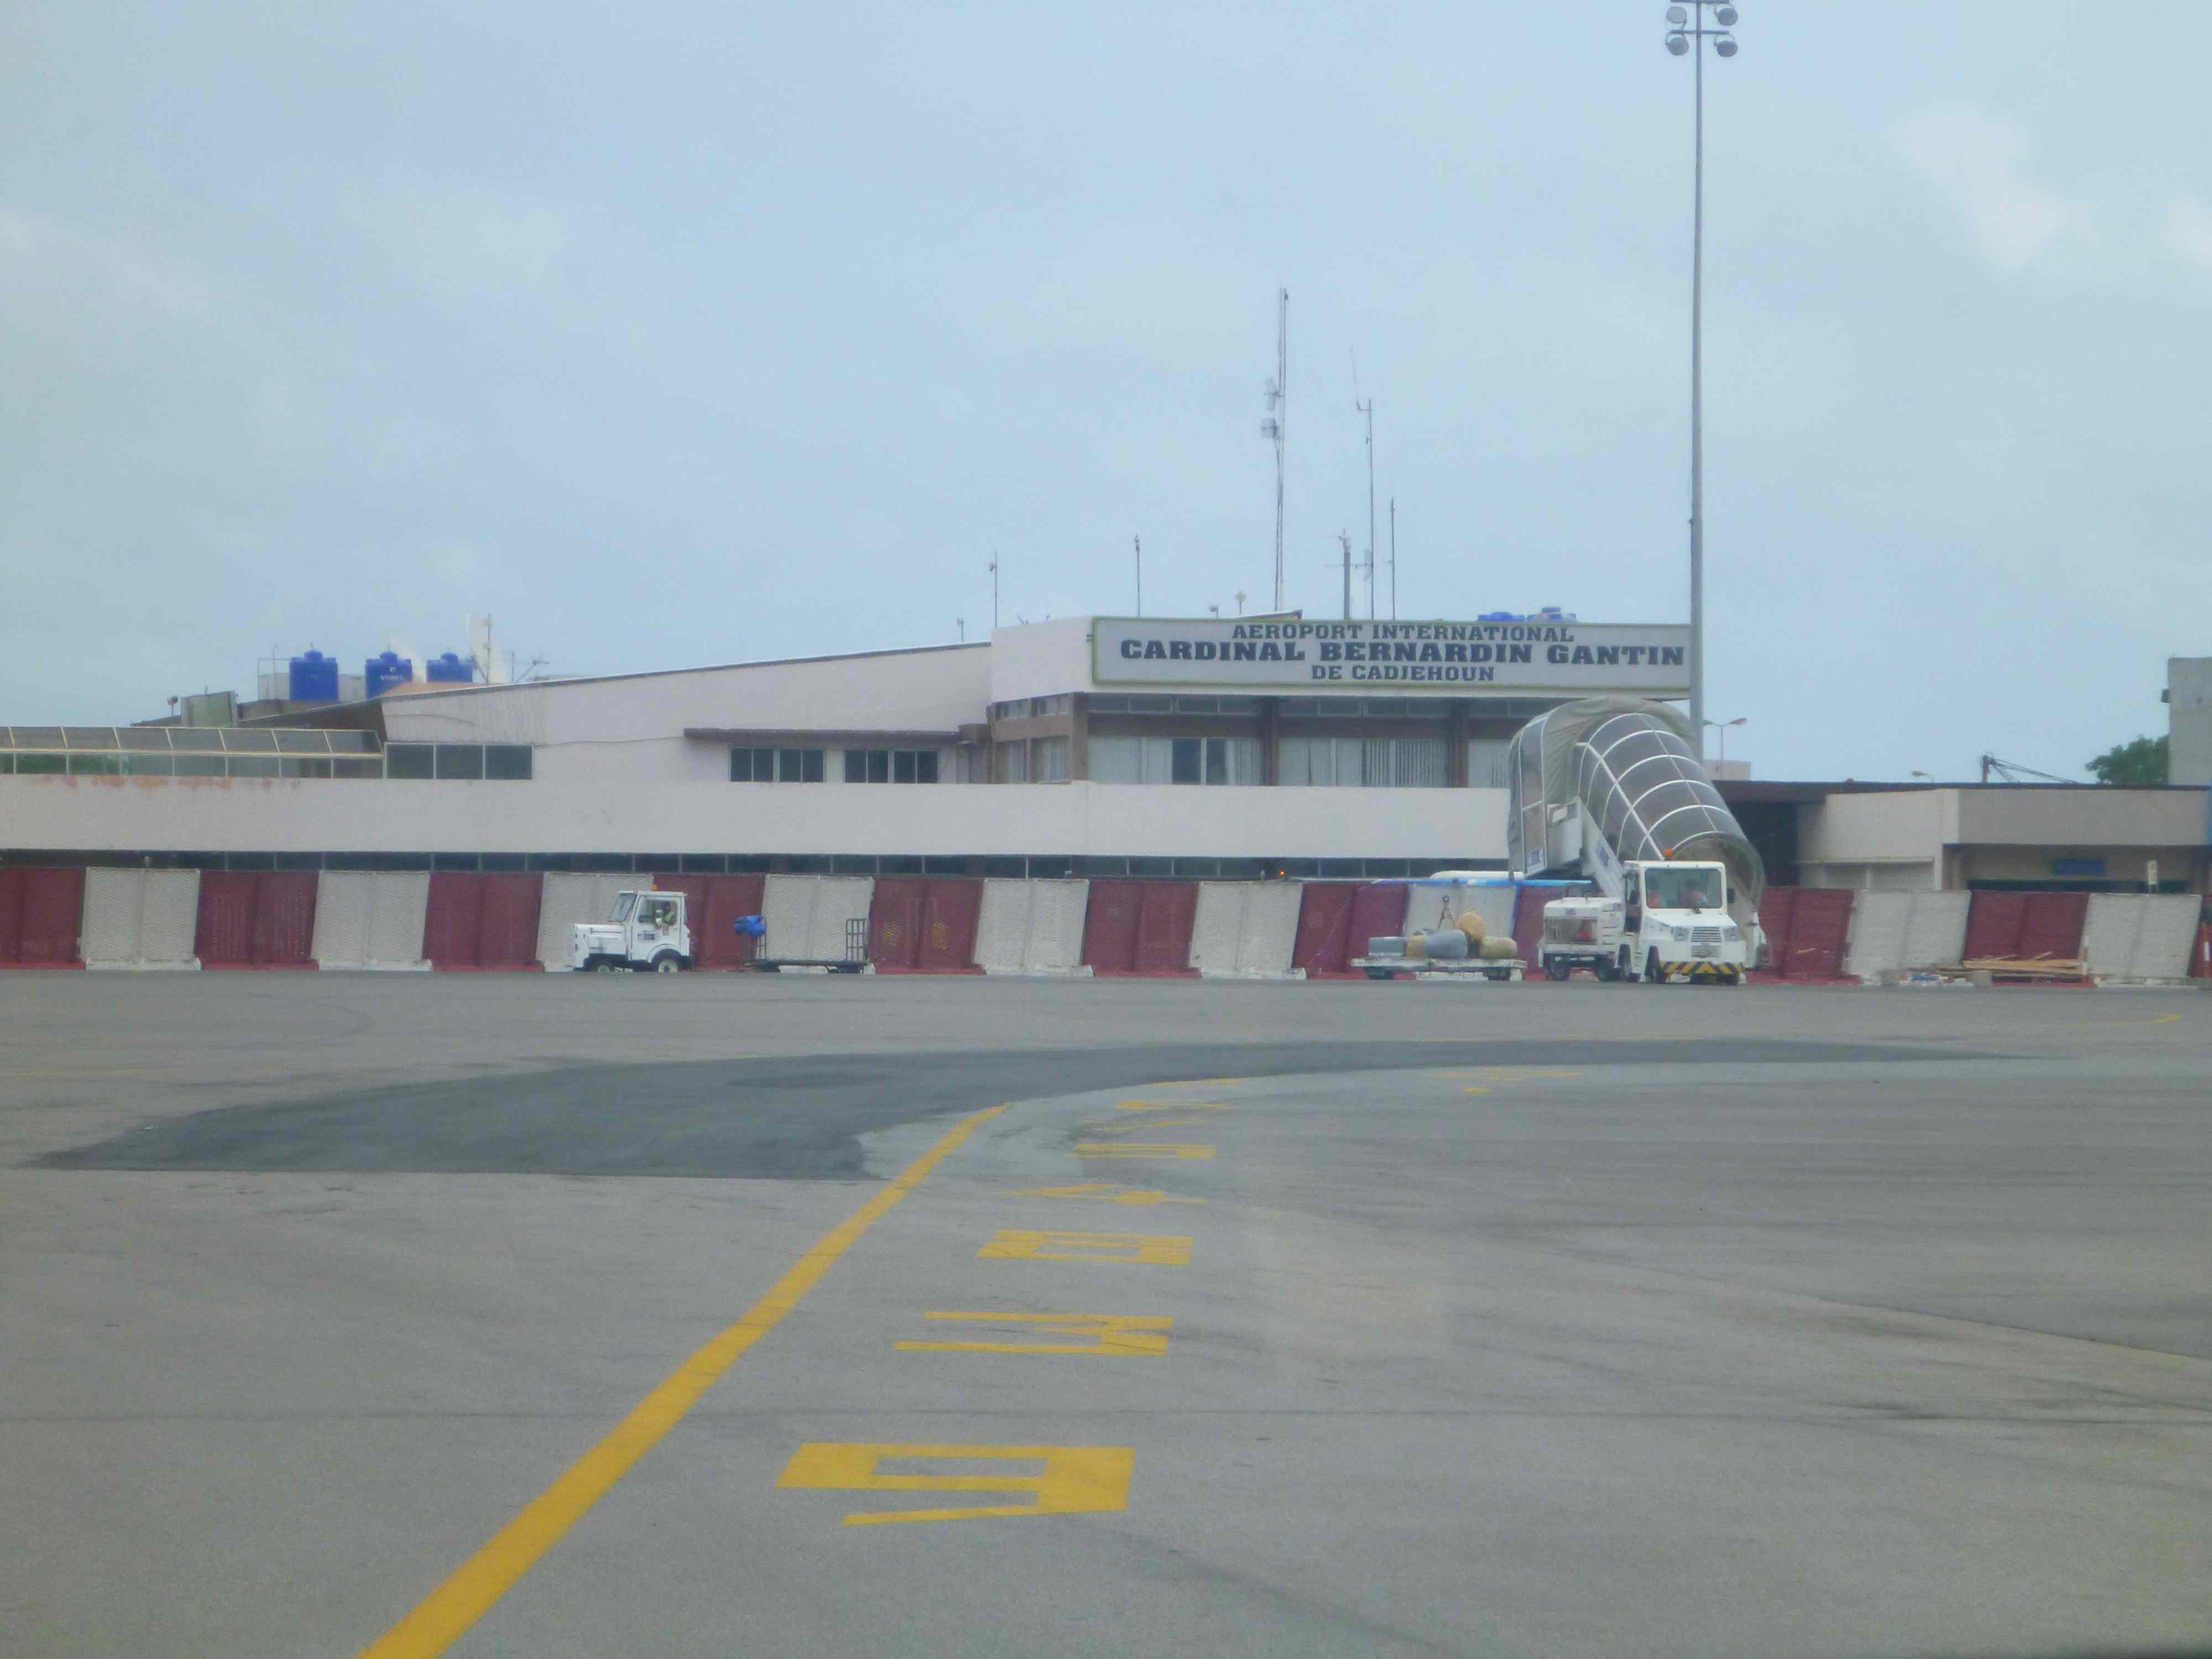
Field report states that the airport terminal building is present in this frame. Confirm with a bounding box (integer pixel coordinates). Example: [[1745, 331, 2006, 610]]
[[2, 614, 2205, 892]]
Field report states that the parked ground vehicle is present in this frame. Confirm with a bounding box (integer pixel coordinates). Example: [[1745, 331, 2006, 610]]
[[1509, 697, 1764, 985], [571, 890, 692, 972]]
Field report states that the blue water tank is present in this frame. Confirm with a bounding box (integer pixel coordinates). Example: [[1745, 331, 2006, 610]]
[[288, 649, 340, 702], [364, 651, 414, 697], [1478, 611, 1524, 622], [424, 651, 472, 685]]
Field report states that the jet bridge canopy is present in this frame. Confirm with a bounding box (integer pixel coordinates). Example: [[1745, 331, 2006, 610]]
[[1508, 697, 1765, 924]]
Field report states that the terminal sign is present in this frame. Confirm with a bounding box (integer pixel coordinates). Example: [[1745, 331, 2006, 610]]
[[1092, 618, 1691, 695]]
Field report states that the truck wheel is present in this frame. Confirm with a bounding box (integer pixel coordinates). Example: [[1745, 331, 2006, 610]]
[[1364, 967, 1392, 980], [1645, 951, 1665, 985], [589, 958, 625, 973], [1597, 961, 1621, 982], [1545, 958, 1571, 982], [650, 952, 683, 973]]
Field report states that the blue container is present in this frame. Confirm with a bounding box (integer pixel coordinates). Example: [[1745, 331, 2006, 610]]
[[288, 649, 340, 702], [364, 651, 414, 698], [425, 651, 472, 685], [1478, 611, 1524, 622]]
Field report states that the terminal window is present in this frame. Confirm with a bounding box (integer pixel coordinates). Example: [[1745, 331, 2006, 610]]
[[729, 747, 823, 782], [845, 748, 940, 784]]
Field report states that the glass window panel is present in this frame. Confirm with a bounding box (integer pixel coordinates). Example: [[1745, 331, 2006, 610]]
[[1126, 695, 1172, 713], [222, 729, 278, 751], [1394, 739, 1447, 788], [1170, 737, 1202, 785], [333, 757, 382, 778], [118, 728, 171, 750], [327, 731, 376, 753], [1222, 738, 1261, 785], [279, 757, 334, 778], [485, 745, 533, 780], [1204, 737, 1228, 785], [274, 729, 327, 752], [13, 727, 65, 749], [169, 728, 226, 752], [227, 755, 280, 777], [1139, 737, 1175, 785], [435, 744, 485, 780], [1030, 738, 1067, 782], [0, 753, 12, 773], [1176, 697, 1217, 714], [1217, 696, 1261, 714], [1089, 735, 1139, 783], [17, 752, 65, 774], [173, 754, 225, 777], [915, 749, 939, 784], [385, 744, 434, 780], [843, 749, 867, 782], [67, 753, 123, 774], [62, 727, 117, 748], [893, 750, 918, 784], [1467, 738, 1514, 789]]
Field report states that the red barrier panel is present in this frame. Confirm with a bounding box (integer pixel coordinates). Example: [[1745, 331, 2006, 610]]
[[1962, 891, 2029, 961], [2017, 891, 2089, 962], [658, 874, 766, 969], [1778, 887, 1853, 980], [1133, 882, 1199, 973], [869, 878, 927, 971], [2193, 923, 2212, 979], [1345, 883, 1411, 964], [1757, 887, 1796, 970], [869, 878, 984, 973], [424, 872, 544, 969], [1291, 884, 1358, 977], [919, 879, 983, 972], [195, 871, 318, 968], [1081, 881, 1144, 973], [0, 866, 85, 967], [1082, 880, 1199, 975]]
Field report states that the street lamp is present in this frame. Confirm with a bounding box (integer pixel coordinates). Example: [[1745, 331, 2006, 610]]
[[1663, 1, 1740, 755], [1702, 714, 1746, 769]]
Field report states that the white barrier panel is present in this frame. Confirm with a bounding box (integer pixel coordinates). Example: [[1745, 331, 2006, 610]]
[[536, 874, 643, 970], [82, 868, 201, 969], [2081, 893, 2201, 981], [761, 874, 875, 963], [1190, 882, 1306, 977], [974, 879, 1091, 974], [311, 872, 432, 969], [1844, 890, 1969, 981]]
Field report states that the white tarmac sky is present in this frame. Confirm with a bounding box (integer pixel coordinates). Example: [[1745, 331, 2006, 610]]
[[3, 3, 2207, 779]]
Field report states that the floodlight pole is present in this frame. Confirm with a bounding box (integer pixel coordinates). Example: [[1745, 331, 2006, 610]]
[[1667, 1, 1739, 755]]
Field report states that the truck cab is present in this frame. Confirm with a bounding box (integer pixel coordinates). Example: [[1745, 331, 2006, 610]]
[[1538, 859, 1750, 985], [570, 890, 693, 973]]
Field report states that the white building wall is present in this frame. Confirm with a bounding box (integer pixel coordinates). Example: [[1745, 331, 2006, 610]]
[[0, 778, 1508, 862]]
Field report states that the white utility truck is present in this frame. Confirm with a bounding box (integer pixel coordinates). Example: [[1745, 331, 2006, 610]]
[[571, 890, 693, 973], [1508, 697, 1764, 986]]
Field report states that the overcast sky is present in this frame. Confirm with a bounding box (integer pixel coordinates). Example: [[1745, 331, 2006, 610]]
[[3, 2, 2206, 779]]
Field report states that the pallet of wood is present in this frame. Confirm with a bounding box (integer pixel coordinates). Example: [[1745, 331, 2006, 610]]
[[1939, 955, 2093, 984]]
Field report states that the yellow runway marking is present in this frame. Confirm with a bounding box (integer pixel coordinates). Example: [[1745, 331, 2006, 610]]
[[356, 1101, 1009, 1659], [978, 1229, 1191, 1265], [1013, 1182, 1202, 1207], [1076, 1142, 1214, 1160], [1080, 1117, 1209, 1135], [777, 1443, 1134, 1526], [896, 1312, 1173, 1355], [1114, 1098, 1230, 1111], [1463, 1086, 1493, 1095]]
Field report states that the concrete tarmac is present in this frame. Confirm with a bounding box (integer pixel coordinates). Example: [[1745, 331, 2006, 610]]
[[2, 972, 2208, 1657]]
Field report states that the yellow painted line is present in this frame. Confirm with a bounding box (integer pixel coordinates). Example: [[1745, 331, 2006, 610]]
[[1463, 1086, 1493, 1095], [1076, 1142, 1215, 1160], [356, 1101, 1010, 1659], [777, 1443, 1133, 1526], [1114, 1099, 1229, 1112], [1012, 1182, 1203, 1207], [1079, 1117, 1209, 1135], [978, 1229, 1191, 1265], [896, 1312, 1173, 1355]]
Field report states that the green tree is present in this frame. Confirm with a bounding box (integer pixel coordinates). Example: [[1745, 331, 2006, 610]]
[[2085, 734, 2168, 786]]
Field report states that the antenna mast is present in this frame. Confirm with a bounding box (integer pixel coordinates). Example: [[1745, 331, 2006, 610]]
[[1134, 535, 1142, 617], [1388, 497, 1397, 620], [1356, 395, 1376, 619], [1337, 530, 1353, 620], [1262, 289, 1288, 612], [988, 553, 1000, 633]]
